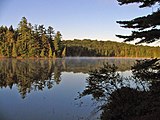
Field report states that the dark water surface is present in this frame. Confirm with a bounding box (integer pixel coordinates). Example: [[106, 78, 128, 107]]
[[0, 57, 137, 120]]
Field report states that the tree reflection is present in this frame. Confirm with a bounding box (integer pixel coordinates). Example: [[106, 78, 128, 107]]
[[0, 59, 63, 99], [52, 59, 63, 84], [80, 58, 160, 120], [132, 58, 160, 81], [0, 58, 136, 99]]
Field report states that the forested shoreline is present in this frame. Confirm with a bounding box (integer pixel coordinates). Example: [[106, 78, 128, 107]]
[[0, 17, 160, 58], [63, 39, 160, 58]]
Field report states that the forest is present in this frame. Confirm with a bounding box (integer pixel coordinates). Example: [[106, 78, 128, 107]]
[[0, 17, 65, 58], [63, 39, 160, 58], [0, 17, 159, 58]]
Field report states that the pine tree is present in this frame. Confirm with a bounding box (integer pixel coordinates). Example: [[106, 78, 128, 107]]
[[116, 0, 160, 44], [61, 46, 66, 57], [54, 31, 62, 57], [38, 25, 50, 57], [17, 17, 32, 57], [0, 26, 7, 56], [53, 52, 56, 58], [49, 46, 53, 58], [5, 26, 14, 57], [47, 26, 54, 57], [32, 25, 42, 57], [40, 49, 45, 57], [47, 26, 54, 46], [41, 33, 49, 57], [12, 42, 17, 57]]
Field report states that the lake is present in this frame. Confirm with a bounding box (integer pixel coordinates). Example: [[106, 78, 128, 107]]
[[0, 57, 139, 120]]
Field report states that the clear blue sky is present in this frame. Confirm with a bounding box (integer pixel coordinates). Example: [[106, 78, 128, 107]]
[[0, 0, 153, 43]]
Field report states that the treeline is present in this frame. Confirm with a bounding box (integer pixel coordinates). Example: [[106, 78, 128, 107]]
[[63, 39, 160, 58], [0, 17, 65, 58], [1, 17, 159, 58]]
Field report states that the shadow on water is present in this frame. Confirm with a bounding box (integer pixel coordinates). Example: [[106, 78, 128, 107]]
[[80, 58, 160, 120]]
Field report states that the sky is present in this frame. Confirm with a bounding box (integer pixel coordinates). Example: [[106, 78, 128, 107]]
[[0, 0, 158, 45]]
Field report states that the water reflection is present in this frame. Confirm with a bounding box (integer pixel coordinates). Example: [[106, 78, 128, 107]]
[[80, 58, 160, 120], [0, 59, 60, 99], [0, 58, 135, 99]]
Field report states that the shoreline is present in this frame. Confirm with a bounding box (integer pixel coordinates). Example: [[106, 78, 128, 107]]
[[0, 56, 158, 60]]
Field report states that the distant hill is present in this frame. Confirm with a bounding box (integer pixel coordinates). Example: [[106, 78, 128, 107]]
[[63, 39, 160, 58]]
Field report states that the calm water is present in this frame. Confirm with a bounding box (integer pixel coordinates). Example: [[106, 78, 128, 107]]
[[0, 57, 138, 120]]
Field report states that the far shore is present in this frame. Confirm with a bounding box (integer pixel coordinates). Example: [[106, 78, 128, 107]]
[[0, 56, 158, 60]]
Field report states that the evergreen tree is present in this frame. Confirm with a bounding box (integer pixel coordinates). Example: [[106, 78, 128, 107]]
[[47, 26, 54, 46], [61, 46, 66, 57], [40, 49, 45, 57], [54, 31, 62, 57], [116, 0, 160, 44], [47, 26, 54, 57], [0, 26, 8, 56], [38, 25, 49, 57], [49, 46, 53, 58], [17, 17, 32, 57], [1, 26, 15, 57], [12, 42, 17, 57], [5, 28, 14, 57], [32, 25, 42, 57], [41, 33, 49, 57]]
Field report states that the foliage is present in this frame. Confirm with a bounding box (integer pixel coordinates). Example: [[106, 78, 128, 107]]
[[90, 1, 160, 119], [63, 39, 160, 58], [53, 31, 64, 57], [1, 17, 159, 58], [79, 63, 122, 101], [116, 0, 160, 44], [117, 0, 160, 8], [80, 59, 160, 120], [0, 17, 64, 58], [132, 58, 160, 81]]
